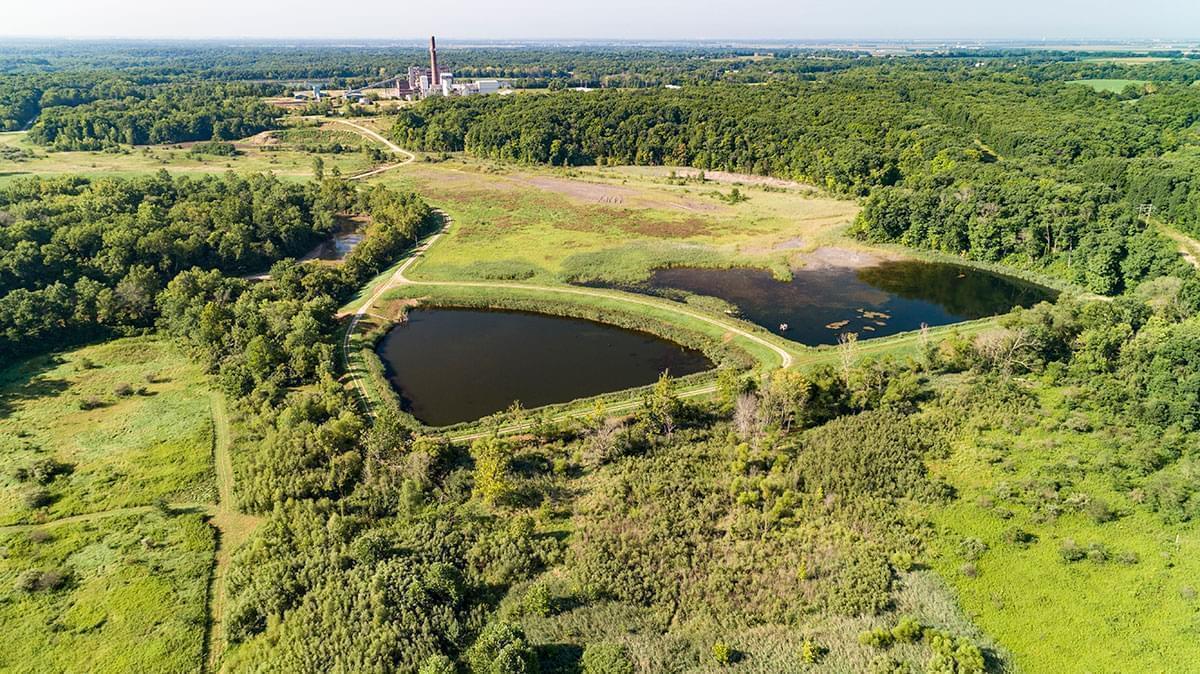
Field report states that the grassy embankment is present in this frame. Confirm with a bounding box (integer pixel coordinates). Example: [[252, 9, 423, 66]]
[[338, 159, 1009, 434], [0, 338, 219, 672]]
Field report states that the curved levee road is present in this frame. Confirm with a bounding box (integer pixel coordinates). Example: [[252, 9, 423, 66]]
[[329, 115, 801, 431], [393, 221, 795, 369], [327, 119, 415, 179], [339, 209, 798, 435]]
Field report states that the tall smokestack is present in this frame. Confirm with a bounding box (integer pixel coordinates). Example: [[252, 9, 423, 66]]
[[429, 36, 440, 86]]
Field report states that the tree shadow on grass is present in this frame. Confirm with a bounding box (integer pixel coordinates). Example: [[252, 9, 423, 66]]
[[533, 643, 584, 674], [0, 354, 72, 419]]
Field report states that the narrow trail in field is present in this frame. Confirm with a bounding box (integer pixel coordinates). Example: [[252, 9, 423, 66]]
[[0, 503, 210, 533], [1157, 221, 1200, 269], [328, 119, 415, 179], [204, 392, 261, 674]]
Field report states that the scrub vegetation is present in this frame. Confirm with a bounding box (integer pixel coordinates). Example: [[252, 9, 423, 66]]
[[2, 41, 1200, 674]]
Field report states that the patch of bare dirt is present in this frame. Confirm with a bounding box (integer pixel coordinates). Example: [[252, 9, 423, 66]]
[[623, 215, 710, 238], [522, 175, 639, 203], [640, 166, 812, 189], [514, 174, 720, 213], [796, 246, 892, 269], [237, 131, 280, 148]]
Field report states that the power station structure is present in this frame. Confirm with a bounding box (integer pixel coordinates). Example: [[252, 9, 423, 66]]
[[320, 35, 504, 103], [430, 35, 440, 88]]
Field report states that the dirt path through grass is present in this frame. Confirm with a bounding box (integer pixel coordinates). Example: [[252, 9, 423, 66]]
[[204, 392, 261, 673], [0, 503, 210, 533], [1157, 221, 1200, 269], [329, 118, 415, 179]]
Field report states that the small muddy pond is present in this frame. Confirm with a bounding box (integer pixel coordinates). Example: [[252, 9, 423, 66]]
[[302, 232, 364, 262], [375, 309, 712, 426], [591, 261, 1057, 346]]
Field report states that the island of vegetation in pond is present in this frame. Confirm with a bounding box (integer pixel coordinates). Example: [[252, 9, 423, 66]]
[[594, 260, 1057, 346], [375, 308, 712, 425]]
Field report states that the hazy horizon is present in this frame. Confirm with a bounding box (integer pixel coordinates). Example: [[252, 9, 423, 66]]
[[2, 0, 1199, 42]]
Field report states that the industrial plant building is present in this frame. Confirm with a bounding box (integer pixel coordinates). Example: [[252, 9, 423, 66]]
[[291, 36, 507, 104], [401, 36, 505, 99]]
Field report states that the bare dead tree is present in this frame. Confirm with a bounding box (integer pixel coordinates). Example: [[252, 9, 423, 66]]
[[838, 331, 859, 385], [917, 322, 933, 370], [975, 328, 1036, 375], [581, 416, 626, 469], [733, 392, 762, 442]]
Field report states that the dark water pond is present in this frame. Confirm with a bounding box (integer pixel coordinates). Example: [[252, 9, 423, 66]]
[[376, 309, 712, 426], [303, 232, 364, 261], [594, 261, 1057, 346]]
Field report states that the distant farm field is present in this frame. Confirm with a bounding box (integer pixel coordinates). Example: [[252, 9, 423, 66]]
[[1067, 78, 1149, 93], [0, 126, 377, 187], [0, 512, 213, 674], [0, 338, 215, 525], [377, 158, 860, 283]]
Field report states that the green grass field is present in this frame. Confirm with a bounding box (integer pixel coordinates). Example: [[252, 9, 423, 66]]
[[1067, 79, 1149, 93], [375, 157, 861, 283], [0, 337, 215, 525], [923, 383, 1200, 672], [0, 511, 213, 674], [0, 126, 376, 187]]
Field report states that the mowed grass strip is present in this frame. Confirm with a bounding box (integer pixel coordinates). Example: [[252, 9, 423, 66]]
[[0, 512, 213, 674], [0, 337, 215, 525]]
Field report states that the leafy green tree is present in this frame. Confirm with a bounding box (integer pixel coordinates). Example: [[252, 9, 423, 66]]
[[471, 437, 512, 506], [467, 621, 537, 674]]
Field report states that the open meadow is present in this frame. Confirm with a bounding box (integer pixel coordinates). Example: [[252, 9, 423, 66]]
[[0, 511, 213, 674], [0, 121, 383, 187], [0, 337, 215, 525], [376, 157, 863, 283], [1066, 78, 1150, 93], [923, 382, 1200, 671]]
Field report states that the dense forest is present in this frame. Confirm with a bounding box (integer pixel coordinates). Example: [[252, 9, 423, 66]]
[[0, 172, 429, 362], [390, 66, 1200, 294], [28, 82, 281, 149]]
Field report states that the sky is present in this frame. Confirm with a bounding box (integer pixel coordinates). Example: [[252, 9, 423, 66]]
[[2, 0, 1199, 41]]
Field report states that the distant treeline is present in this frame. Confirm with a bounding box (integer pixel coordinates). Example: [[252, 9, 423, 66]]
[[391, 67, 1200, 293], [19, 81, 280, 148]]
